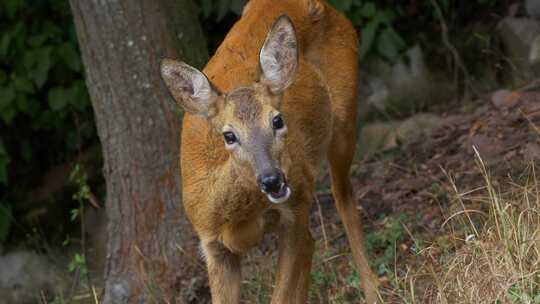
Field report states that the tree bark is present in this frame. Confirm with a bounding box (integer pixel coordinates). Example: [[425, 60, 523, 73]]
[[69, 1, 208, 302]]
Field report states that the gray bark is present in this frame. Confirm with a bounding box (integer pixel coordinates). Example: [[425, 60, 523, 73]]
[[69, 1, 208, 302]]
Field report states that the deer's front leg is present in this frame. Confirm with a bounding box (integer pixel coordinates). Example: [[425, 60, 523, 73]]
[[202, 241, 242, 304], [271, 202, 315, 304]]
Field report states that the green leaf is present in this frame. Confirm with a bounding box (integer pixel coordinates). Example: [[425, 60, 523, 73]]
[[23, 51, 34, 71], [0, 141, 9, 185], [4, 0, 25, 18], [70, 208, 79, 221], [67, 81, 89, 111], [374, 9, 396, 25], [0, 71, 7, 84], [9, 22, 25, 52], [0, 86, 16, 109], [0, 203, 12, 242], [31, 47, 52, 88], [48, 87, 68, 111], [200, 0, 212, 18], [360, 2, 376, 17], [376, 27, 406, 61], [20, 140, 32, 162], [25, 97, 40, 118], [41, 22, 63, 41], [359, 20, 379, 58], [13, 76, 34, 94], [0, 107, 16, 124], [63, 235, 71, 246], [67, 253, 87, 274], [387, 27, 406, 48], [57, 43, 81, 72], [329, 0, 353, 12], [441, 0, 450, 11], [0, 33, 11, 58], [0, 86, 17, 123], [216, 0, 231, 21], [230, 0, 246, 15], [27, 34, 49, 48], [16, 93, 29, 113]]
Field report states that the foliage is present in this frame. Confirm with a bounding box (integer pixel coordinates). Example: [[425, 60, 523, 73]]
[[328, 0, 505, 64], [329, 0, 406, 61], [0, 140, 9, 184], [365, 215, 407, 275], [197, 0, 246, 22], [195, 0, 408, 61], [68, 252, 88, 278], [49, 296, 67, 304], [69, 163, 91, 209], [195, 0, 501, 63], [0, 0, 95, 187], [0, 0, 96, 246]]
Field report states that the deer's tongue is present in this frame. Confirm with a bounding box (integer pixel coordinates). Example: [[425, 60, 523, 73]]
[[267, 183, 291, 204]]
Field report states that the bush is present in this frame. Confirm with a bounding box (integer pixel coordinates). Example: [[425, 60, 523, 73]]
[[0, 0, 96, 242]]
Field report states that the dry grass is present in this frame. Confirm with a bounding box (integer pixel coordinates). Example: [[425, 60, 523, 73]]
[[390, 152, 540, 304], [242, 153, 540, 304]]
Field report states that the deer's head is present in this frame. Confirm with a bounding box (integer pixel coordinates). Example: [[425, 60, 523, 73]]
[[161, 15, 297, 204]]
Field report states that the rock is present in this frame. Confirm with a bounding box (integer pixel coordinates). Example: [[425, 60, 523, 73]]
[[358, 114, 444, 157], [491, 89, 521, 109], [497, 18, 540, 79], [0, 251, 70, 303], [523, 142, 540, 160], [396, 113, 444, 142], [359, 45, 454, 115], [473, 104, 489, 116], [387, 46, 454, 110], [358, 121, 398, 157], [365, 75, 389, 112], [391, 45, 428, 86], [526, 0, 540, 18], [508, 3, 521, 17], [467, 134, 505, 162], [530, 35, 540, 64]]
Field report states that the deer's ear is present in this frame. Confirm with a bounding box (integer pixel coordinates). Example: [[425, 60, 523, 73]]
[[160, 59, 220, 118], [259, 15, 298, 95]]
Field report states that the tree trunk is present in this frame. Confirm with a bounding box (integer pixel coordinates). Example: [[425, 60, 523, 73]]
[[69, 1, 208, 302]]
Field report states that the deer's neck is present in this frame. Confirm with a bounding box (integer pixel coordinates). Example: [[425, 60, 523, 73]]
[[208, 156, 258, 203]]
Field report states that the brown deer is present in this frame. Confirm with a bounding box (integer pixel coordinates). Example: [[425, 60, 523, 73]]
[[160, 0, 379, 303]]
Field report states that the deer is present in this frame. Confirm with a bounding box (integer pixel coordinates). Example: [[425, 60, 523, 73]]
[[160, 0, 379, 303]]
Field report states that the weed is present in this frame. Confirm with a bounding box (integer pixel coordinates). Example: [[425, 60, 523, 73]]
[[387, 154, 540, 303], [68, 252, 87, 278]]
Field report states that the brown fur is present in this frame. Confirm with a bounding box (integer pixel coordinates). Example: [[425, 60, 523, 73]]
[[230, 88, 262, 123], [169, 0, 380, 303]]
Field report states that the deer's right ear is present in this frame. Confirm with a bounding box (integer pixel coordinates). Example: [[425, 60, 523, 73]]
[[160, 59, 220, 118]]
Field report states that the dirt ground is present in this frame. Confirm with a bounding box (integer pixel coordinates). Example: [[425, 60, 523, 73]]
[[299, 81, 540, 303]]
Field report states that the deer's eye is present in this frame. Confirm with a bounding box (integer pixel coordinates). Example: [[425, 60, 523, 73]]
[[272, 114, 284, 130], [223, 131, 237, 145]]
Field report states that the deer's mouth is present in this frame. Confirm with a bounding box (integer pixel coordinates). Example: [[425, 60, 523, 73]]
[[265, 182, 291, 204]]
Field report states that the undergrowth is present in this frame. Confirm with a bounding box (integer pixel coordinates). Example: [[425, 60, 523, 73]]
[[387, 152, 540, 303], [242, 154, 540, 304]]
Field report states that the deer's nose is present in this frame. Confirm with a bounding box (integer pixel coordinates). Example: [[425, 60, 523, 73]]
[[257, 171, 284, 193]]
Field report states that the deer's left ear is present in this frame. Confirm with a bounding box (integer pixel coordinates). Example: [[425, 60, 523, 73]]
[[259, 15, 298, 95]]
